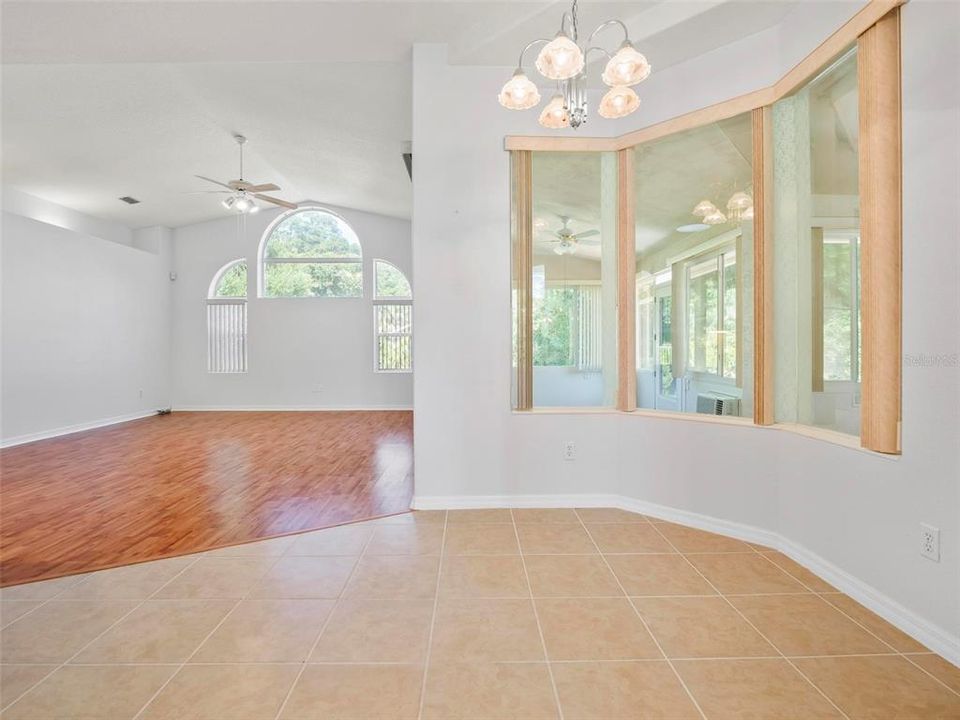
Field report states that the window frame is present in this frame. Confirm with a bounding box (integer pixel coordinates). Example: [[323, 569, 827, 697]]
[[207, 258, 248, 374], [258, 206, 364, 299], [506, 2, 903, 454], [374, 259, 413, 301], [372, 259, 413, 373], [683, 243, 739, 384]]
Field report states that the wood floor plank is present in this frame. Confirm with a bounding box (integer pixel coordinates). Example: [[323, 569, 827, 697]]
[[0, 411, 413, 586]]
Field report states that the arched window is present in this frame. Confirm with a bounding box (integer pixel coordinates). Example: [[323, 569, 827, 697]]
[[259, 208, 363, 297], [374, 260, 413, 299], [373, 259, 413, 372], [207, 259, 248, 373], [209, 259, 247, 298]]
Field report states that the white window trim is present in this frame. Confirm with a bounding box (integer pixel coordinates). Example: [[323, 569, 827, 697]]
[[257, 206, 364, 299], [684, 241, 738, 383], [373, 299, 413, 374], [207, 258, 248, 374], [373, 258, 413, 301]]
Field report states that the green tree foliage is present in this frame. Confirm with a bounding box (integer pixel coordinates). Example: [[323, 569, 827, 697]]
[[263, 210, 364, 297], [533, 288, 577, 366], [265, 263, 362, 298], [214, 262, 247, 297], [375, 261, 412, 298], [265, 210, 361, 258]]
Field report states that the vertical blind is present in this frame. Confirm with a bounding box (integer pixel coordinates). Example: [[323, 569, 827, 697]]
[[576, 285, 603, 372], [375, 303, 413, 372], [207, 299, 248, 373]]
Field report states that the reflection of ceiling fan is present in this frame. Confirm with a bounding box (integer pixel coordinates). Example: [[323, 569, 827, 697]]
[[541, 215, 600, 255], [193, 135, 298, 214]]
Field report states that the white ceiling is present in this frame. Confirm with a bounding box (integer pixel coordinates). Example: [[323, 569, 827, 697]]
[[1, 1, 801, 229]]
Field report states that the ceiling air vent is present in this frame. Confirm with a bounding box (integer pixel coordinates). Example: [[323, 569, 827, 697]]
[[119, 196, 141, 205]]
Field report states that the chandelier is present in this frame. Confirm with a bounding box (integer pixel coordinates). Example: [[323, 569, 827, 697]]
[[692, 189, 754, 226], [498, 0, 651, 129]]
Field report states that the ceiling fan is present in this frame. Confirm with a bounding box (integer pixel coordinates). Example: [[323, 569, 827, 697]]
[[541, 215, 600, 255], [192, 135, 297, 214]]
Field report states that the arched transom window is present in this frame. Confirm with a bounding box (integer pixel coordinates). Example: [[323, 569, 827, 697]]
[[207, 259, 248, 373], [373, 259, 413, 372], [260, 208, 363, 297]]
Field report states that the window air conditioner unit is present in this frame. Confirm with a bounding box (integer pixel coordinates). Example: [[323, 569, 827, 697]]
[[696, 392, 741, 417]]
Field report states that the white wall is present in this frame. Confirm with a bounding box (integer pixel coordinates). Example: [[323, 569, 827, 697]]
[[411, 0, 959, 653], [170, 203, 412, 409], [1, 205, 173, 444]]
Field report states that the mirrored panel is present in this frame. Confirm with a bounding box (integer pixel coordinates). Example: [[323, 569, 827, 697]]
[[518, 151, 619, 407], [634, 112, 754, 419], [773, 48, 860, 435]]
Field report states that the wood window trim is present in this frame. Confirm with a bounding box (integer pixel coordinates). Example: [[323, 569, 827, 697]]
[[512, 150, 534, 411], [507, 0, 903, 454], [858, 7, 902, 454], [617, 148, 637, 412]]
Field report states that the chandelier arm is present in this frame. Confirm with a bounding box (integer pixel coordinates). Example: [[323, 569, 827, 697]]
[[517, 38, 552, 69], [584, 46, 613, 61], [560, 11, 576, 40], [587, 18, 630, 45]]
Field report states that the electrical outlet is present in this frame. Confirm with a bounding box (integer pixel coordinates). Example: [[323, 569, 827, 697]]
[[138, 388, 143, 399], [564, 441, 576, 461], [920, 523, 940, 562]]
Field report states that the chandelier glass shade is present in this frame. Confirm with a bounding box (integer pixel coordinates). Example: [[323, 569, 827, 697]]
[[539, 94, 571, 129], [602, 42, 652, 87], [598, 85, 640, 119], [498, 0, 651, 130], [690, 189, 753, 226], [498, 70, 542, 110], [692, 199, 717, 217], [536, 33, 585, 81]]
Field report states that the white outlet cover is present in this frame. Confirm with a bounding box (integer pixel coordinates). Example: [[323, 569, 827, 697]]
[[920, 523, 940, 562]]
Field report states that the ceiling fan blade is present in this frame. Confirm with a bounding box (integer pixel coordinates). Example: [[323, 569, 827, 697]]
[[194, 175, 234, 190], [255, 194, 298, 210], [573, 229, 600, 239], [245, 183, 280, 193]]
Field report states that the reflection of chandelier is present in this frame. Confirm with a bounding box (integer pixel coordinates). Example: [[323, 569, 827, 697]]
[[691, 189, 753, 225], [498, 0, 651, 129]]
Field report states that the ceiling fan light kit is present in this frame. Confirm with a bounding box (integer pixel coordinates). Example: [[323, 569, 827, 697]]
[[499, 0, 651, 129], [195, 134, 297, 215]]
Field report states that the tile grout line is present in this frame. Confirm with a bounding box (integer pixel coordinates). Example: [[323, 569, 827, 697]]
[[510, 509, 566, 720], [645, 521, 853, 720], [415, 510, 449, 720], [128, 550, 294, 720], [271, 521, 381, 720], [0, 553, 207, 716], [573, 508, 710, 720], [752, 549, 960, 699]]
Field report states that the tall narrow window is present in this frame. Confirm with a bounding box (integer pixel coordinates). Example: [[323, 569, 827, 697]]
[[207, 259, 248, 373], [260, 208, 363, 298], [512, 151, 619, 408], [374, 260, 413, 372], [773, 48, 861, 436], [633, 112, 754, 417]]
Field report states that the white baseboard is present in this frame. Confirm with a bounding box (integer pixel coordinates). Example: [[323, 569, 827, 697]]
[[172, 405, 413, 412], [1, 410, 158, 448], [412, 492, 960, 666]]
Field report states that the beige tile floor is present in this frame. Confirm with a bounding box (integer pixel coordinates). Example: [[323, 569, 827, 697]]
[[1, 508, 958, 719]]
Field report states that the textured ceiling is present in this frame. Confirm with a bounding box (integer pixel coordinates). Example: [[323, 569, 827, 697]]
[[1, 0, 803, 228]]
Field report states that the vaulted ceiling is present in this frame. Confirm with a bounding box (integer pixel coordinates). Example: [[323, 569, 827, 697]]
[[2, 1, 811, 228]]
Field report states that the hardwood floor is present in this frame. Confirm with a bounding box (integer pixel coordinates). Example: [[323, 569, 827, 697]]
[[0, 411, 413, 586]]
